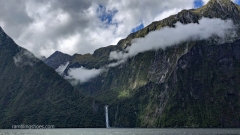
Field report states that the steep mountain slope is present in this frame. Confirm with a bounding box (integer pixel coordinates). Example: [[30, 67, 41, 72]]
[[0, 27, 105, 128], [108, 40, 240, 127]]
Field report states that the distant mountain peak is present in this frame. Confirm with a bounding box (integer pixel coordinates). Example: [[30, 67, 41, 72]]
[[44, 50, 72, 69], [194, 0, 240, 19], [206, 0, 235, 8], [54, 50, 64, 54], [188, 0, 237, 21], [49, 51, 70, 58]]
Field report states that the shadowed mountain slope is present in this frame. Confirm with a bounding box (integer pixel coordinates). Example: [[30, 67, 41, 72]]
[[0, 27, 105, 128]]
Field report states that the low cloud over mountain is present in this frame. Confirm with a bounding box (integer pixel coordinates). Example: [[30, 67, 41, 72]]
[[110, 18, 236, 60]]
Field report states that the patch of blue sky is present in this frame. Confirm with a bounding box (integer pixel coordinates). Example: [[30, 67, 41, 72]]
[[131, 23, 144, 33], [97, 5, 118, 25], [235, 0, 240, 5], [194, 0, 204, 8]]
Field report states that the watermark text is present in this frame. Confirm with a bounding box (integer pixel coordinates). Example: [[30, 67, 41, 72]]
[[12, 124, 55, 129]]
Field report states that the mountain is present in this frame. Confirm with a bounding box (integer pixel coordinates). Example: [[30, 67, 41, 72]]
[[45, 0, 240, 127], [0, 27, 105, 128], [38, 0, 240, 128], [44, 51, 72, 70]]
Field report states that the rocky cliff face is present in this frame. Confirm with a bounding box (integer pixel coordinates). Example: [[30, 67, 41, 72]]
[[158, 39, 240, 127], [0, 27, 105, 128]]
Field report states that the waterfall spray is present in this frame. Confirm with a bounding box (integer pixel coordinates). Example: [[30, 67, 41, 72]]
[[105, 105, 110, 128]]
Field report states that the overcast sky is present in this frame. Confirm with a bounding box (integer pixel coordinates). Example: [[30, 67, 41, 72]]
[[0, 0, 239, 57]]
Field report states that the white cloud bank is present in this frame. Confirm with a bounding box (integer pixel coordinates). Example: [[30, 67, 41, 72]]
[[63, 60, 127, 84], [66, 67, 104, 84], [110, 18, 236, 60]]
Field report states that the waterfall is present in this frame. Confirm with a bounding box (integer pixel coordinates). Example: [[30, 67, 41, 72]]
[[105, 105, 110, 128]]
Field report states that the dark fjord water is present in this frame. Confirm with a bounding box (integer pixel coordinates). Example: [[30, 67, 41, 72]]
[[0, 128, 240, 135]]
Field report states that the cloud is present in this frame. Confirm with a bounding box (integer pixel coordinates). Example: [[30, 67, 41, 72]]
[[4, 0, 239, 58], [66, 66, 104, 84], [109, 18, 236, 60], [63, 59, 126, 85], [0, 0, 33, 38], [56, 62, 69, 75], [0, 0, 194, 58], [13, 50, 39, 67]]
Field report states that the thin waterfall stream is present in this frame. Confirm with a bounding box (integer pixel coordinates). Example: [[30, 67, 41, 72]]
[[105, 105, 110, 128]]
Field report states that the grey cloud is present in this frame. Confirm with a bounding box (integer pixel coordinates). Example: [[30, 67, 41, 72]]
[[50, 0, 94, 30], [51, 0, 93, 13], [15, 0, 104, 57], [1, 0, 97, 55], [0, 0, 33, 38]]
